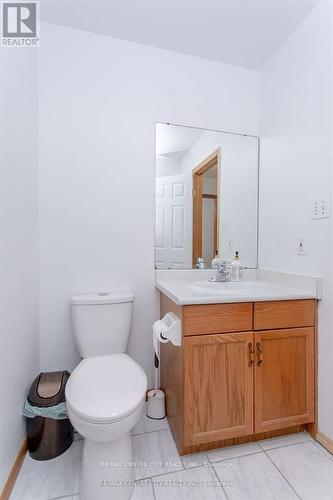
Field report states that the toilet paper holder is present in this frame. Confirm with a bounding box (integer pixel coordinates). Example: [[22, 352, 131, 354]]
[[158, 312, 181, 346], [148, 312, 181, 420]]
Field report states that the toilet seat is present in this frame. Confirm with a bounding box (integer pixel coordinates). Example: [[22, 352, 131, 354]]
[[65, 354, 147, 424]]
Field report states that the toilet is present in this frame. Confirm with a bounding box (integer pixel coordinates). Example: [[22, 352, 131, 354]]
[[65, 292, 147, 500]]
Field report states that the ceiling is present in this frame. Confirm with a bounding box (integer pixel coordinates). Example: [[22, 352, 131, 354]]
[[156, 124, 203, 160], [40, 0, 320, 69]]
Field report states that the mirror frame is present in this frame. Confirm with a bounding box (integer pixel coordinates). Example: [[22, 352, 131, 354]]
[[155, 122, 260, 270]]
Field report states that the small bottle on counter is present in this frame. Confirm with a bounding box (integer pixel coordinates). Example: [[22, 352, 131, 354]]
[[196, 257, 206, 269], [231, 251, 244, 281], [211, 251, 220, 269]]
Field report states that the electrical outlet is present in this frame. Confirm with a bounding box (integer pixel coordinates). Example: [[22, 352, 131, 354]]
[[296, 236, 306, 256], [312, 197, 330, 219]]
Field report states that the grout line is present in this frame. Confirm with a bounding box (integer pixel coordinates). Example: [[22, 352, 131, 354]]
[[208, 450, 263, 464], [46, 493, 80, 500], [258, 438, 313, 453], [152, 482, 157, 500], [148, 462, 228, 497], [263, 450, 302, 500], [181, 456, 209, 469], [180, 462, 211, 472], [147, 476, 158, 500], [135, 475, 157, 499], [134, 477, 153, 485], [152, 480, 157, 499], [131, 427, 170, 438], [137, 463, 187, 482], [210, 462, 230, 500]]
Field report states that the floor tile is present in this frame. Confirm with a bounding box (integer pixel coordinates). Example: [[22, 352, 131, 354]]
[[131, 404, 169, 435], [267, 441, 333, 500], [181, 451, 209, 469], [132, 429, 183, 480], [10, 440, 82, 500], [207, 442, 261, 462], [153, 465, 227, 500], [259, 431, 312, 451], [53, 479, 154, 500], [214, 451, 297, 499], [132, 479, 155, 499]]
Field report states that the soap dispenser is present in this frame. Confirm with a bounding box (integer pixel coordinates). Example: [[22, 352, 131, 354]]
[[231, 251, 244, 281]]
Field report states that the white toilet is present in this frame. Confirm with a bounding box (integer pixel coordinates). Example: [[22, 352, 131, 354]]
[[65, 292, 147, 500]]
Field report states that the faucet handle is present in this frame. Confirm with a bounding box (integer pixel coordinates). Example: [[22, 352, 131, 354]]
[[217, 260, 229, 270], [209, 259, 231, 282]]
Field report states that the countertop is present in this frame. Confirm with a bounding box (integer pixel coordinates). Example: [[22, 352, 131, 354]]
[[155, 269, 322, 306]]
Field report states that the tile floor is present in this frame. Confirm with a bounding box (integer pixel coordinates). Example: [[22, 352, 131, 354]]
[[10, 408, 333, 500]]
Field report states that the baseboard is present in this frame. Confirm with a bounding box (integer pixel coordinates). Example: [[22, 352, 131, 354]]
[[316, 430, 333, 455], [0, 437, 27, 500]]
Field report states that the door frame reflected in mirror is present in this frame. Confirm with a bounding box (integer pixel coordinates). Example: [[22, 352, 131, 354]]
[[192, 149, 220, 267]]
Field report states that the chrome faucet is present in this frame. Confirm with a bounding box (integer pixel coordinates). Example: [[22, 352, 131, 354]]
[[209, 261, 231, 282]]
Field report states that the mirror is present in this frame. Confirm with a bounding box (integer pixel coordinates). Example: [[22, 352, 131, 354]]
[[155, 123, 259, 269]]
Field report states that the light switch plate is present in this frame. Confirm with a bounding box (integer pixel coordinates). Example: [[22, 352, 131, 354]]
[[312, 197, 330, 219]]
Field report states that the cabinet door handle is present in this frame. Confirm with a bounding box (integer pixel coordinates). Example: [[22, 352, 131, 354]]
[[248, 342, 254, 367], [256, 342, 263, 366]]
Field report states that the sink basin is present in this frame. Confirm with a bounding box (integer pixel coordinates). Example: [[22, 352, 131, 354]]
[[190, 280, 270, 295]]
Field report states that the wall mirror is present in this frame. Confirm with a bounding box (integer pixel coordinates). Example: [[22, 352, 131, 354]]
[[155, 123, 259, 269]]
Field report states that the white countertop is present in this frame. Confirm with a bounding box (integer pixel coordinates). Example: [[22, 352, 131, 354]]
[[156, 269, 322, 305]]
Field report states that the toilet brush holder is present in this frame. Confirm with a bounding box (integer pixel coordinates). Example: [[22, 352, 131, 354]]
[[146, 389, 165, 419]]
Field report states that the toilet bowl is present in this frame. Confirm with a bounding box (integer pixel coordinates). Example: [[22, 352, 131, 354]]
[[66, 293, 147, 500]]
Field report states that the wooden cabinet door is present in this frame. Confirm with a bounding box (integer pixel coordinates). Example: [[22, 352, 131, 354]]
[[254, 328, 315, 433], [183, 332, 254, 446]]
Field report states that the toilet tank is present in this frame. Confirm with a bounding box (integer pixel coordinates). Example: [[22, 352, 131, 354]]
[[71, 292, 134, 358]]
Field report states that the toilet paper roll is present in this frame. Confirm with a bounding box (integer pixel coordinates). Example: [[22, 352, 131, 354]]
[[153, 320, 169, 360]]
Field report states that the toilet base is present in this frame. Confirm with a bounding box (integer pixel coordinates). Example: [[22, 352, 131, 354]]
[[80, 433, 134, 500]]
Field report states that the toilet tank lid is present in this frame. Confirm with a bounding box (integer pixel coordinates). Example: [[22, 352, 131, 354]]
[[72, 292, 134, 305]]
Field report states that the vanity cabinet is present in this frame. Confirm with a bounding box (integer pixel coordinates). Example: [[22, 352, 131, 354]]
[[184, 332, 254, 445], [254, 327, 314, 433], [160, 294, 316, 455]]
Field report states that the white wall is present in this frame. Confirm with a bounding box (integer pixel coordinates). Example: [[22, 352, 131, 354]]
[[39, 22, 260, 385], [260, 0, 333, 438], [156, 157, 181, 177], [0, 48, 39, 489], [180, 131, 259, 267]]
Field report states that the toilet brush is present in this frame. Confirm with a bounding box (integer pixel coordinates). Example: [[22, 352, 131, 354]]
[[146, 351, 166, 419]]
